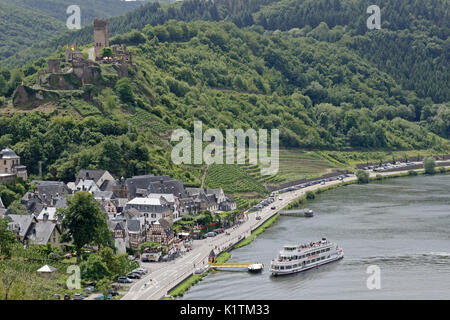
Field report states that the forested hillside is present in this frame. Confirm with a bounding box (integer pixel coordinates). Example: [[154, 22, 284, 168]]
[[254, 0, 450, 102], [0, 0, 158, 65], [0, 20, 449, 184], [0, 1, 65, 62], [0, 1, 449, 187], [9, 0, 155, 26]]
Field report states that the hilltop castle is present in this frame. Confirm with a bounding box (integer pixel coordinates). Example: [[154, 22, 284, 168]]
[[14, 18, 132, 106]]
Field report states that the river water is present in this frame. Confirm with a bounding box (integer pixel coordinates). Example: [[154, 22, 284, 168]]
[[181, 174, 450, 299]]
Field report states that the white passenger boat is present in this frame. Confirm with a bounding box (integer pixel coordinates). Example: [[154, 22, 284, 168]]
[[270, 238, 343, 276], [248, 263, 264, 273]]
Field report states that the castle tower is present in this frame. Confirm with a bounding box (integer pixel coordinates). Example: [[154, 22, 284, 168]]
[[94, 18, 109, 60]]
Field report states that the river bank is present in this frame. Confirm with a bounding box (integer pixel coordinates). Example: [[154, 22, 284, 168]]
[[180, 173, 450, 300], [160, 166, 450, 300]]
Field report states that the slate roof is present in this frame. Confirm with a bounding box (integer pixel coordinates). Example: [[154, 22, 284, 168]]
[[75, 170, 108, 185], [6, 214, 37, 238], [127, 219, 141, 233], [125, 175, 171, 198], [93, 191, 115, 200], [147, 193, 177, 203], [147, 179, 187, 198], [37, 207, 58, 221], [0, 147, 19, 159], [33, 181, 70, 198], [30, 221, 60, 245]]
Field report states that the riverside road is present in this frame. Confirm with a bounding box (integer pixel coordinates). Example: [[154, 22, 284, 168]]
[[122, 174, 358, 300], [122, 162, 450, 300]]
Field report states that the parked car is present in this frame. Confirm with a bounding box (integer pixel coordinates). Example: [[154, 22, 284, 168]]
[[84, 286, 95, 294], [256, 216, 262, 220], [127, 272, 141, 279], [108, 289, 119, 296], [96, 294, 112, 300], [73, 293, 86, 300], [54, 294, 60, 300], [206, 232, 217, 237], [64, 293, 71, 300], [117, 276, 132, 283], [133, 268, 148, 275], [271, 206, 276, 210]]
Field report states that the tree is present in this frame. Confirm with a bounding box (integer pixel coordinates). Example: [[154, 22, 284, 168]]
[[115, 78, 134, 104], [423, 157, 436, 174], [101, 47, 113, 58], [80, 254, 111, 281], [6, 200, 27, 215], [60, 192, 111, 263], [96, 277, 111, 300], [356, 169, 370, 184], [0, 218, 17, 259]]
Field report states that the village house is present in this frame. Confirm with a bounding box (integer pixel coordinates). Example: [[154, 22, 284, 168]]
[[146, 219, 174, 247], [0, 147, 27, 184], [147, 193, 181, 222], [36, 206, 61, 224], [124, 197, 172, 223], [125, 174, 171, 198], [4, 213, 61, 246], [108, 220, 127, 254], [75, 169, 116, 190], [126, 219, 146, 249]]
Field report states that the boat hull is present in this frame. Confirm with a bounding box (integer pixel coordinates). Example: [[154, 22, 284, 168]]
[[270, 254, 343, 276]]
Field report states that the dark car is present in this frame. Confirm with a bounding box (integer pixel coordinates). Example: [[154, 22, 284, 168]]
[[64, 293, 71, 300], [127, 272, 141, 279], [271, 206, 276, 210], [117, 276, 132, 283], [108, 289, 119, 296]]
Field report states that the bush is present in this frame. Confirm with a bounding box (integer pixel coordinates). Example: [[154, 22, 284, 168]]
[[408, 170, 418, 176], [356, 169, 370, 184], [305, 191, 315, 200], [439, 167, 446, 173], [375, 174, 383, 180], [115, 78, 134, 104], [423, 157, 436, 174]]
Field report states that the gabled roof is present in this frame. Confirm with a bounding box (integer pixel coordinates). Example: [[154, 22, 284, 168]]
[[127, 219, 141, 233], [147, 179, 187, 198], [125, 175, 171, 198], [33, 181, 70, 198], [37, 207, 58, 221], [76, 170, 109, 185], [6, 214, 37, 238], [147, 193, 178, 205], [0, 196, 4, 208], [30, 221, 60, 245]]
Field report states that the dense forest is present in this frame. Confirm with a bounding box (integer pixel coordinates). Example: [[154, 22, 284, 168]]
[[0, 0, 158, 63]]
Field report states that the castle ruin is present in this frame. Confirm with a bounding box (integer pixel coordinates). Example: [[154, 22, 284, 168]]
[[94, 18, 109, 60]]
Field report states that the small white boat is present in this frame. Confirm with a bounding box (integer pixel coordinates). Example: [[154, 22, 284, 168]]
[[304, 209, 314, 217], [248, 263, 264, 273], [270, 238, 343, 276]]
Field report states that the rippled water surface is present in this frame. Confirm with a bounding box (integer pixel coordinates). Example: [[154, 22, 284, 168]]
[[182, 175, 450, 299]]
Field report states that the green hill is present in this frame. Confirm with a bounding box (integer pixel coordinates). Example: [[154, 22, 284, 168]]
[[0, 2, 449, 197]]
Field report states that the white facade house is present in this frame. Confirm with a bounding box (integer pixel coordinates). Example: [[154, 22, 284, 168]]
[[124, 197, 172, 224]]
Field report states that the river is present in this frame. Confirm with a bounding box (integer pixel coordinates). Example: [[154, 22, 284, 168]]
[[181, 174, 450, 299]]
